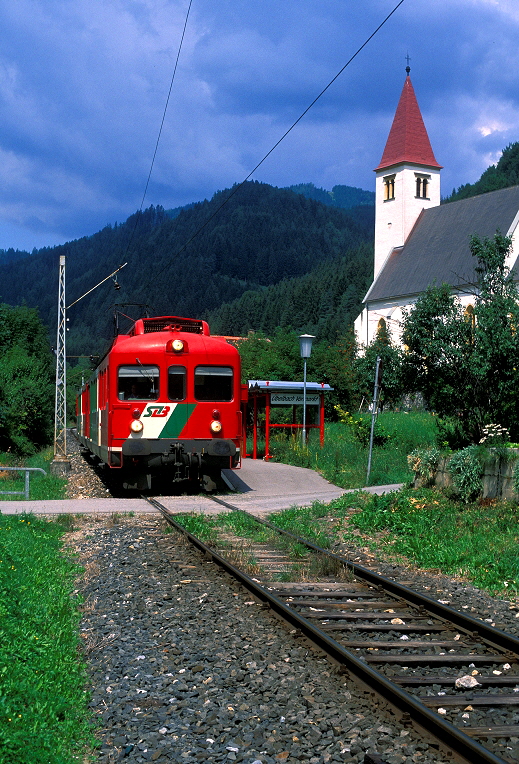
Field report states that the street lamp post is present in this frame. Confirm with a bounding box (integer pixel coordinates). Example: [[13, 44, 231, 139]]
[[299, 334, 315, 442]]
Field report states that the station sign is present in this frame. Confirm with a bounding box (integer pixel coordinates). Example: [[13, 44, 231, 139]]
[[271, 393, 320, 405]]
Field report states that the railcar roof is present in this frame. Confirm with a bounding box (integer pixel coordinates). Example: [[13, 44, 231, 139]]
[[110, 330, 238, 358]]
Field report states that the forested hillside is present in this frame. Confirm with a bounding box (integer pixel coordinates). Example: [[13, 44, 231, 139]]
[[0, 181, 374, 356], [285, 182, 374, 209], [444, 142, 519, 202], [208, 242, 373, 341]]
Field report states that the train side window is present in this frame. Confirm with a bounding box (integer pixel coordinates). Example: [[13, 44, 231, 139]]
[[168, 366, 186, 401], [194, 365, 233, 401], [118, 365, 160, 400]]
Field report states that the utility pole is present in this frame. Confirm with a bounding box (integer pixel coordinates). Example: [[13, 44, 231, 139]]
[[366, 355, 382, 486], [50, 258, 128, 477], [51, 255, 70, 475]]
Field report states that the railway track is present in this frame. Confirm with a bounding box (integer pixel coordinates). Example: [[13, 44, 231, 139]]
[[144, 494, 519, 764]]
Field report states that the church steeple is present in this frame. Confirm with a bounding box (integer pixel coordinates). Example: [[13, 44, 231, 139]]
[[373, 69, 442, 280], [376, 73, 441, 172]]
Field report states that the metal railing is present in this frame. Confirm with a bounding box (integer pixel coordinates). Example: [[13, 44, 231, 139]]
[[0, 467, 47, 500]]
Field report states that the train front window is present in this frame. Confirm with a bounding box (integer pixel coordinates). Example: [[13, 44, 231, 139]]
[[118, 365, 159, 400], [194, 366, 233, 401], [168, 366, 186, 401]]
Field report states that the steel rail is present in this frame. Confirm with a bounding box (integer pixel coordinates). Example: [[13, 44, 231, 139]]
[[147, 495, 514, 764], [208, 495, 519, 656]]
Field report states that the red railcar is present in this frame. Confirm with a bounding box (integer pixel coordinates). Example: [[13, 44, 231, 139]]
[[76, 316, 246, 491]]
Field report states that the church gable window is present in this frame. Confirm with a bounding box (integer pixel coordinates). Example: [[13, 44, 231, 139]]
[[383, 174, 395, 201], [415, 173, 430, 199]]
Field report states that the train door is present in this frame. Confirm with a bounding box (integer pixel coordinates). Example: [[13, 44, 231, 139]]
[[90, 376, 99, 447], [82, 386, 90, 440]]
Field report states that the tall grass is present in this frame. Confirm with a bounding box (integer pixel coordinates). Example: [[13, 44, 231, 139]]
[[0, 513, 95, 763], [263, 411, 436, 488], [336, 488, 519, 594]]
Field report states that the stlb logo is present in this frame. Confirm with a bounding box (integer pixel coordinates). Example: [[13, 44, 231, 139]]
[[143, 405, 171, 418]]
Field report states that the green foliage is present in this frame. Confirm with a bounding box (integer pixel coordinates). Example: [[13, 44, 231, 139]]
[[168, 513, 218, 543], [402, 233, 519, 443], [270, 502, 332, 549], [238, 328, 358, 415], [284, 182, 375, 210], [434, 416, 470, 450], [0, 513, 95, 762], [407, 447, 441, 483], [447, 445, 484, 503], [0, 305, 54, 454], [513, 462, 519, 497], [402, 283, 474, 433], [334, 405, 390, 447], [0, 448, 67, 501], [209, 243, 373, 343], [353, 320, 404, 409]]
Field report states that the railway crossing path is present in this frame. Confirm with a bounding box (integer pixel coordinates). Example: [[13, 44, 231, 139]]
[[0, 458, 402, 515]]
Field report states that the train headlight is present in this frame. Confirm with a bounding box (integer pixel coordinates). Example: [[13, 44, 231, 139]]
[[130, 419, 144, 433], [210, 419, 222, 434], [166, 338, 185, 353]]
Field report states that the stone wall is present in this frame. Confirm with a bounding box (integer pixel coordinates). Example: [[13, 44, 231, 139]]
[[414, 449, 519, 500]]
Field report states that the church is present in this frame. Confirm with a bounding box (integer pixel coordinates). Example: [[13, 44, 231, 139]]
[[354, 67, 519, 347]]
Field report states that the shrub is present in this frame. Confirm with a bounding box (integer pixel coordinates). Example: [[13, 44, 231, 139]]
[[334, 405, 390, 447], [407, 447, 441, 484], [447, 445, 483, 503]]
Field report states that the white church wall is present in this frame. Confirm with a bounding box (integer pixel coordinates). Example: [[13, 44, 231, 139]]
[[374, 164, 441, 280]]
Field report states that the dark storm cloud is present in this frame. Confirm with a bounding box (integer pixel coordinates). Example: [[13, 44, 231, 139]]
[[0, 0, 518, 249]]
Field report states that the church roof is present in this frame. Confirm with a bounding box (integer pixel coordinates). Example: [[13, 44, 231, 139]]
[[365, 185, 519, 303], [375, 75, 442, 171]]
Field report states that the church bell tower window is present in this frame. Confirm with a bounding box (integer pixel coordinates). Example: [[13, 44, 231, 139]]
[[384, 174, 395, 201], [415, 173, 430, 199]]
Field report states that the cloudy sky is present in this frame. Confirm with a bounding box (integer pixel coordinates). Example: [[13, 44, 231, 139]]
[[1, 0, 519, 251]]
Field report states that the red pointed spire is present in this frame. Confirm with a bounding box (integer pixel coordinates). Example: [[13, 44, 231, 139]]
[[375, 75, 442, 171]]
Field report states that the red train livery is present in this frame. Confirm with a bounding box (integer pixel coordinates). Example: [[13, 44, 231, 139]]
[[76, 316, 246, 491]]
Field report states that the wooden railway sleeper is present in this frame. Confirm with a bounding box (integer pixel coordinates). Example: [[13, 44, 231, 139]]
[[151, 496, 519, 764]]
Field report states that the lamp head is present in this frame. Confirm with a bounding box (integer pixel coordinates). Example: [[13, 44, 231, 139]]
[[299, 334, 315, 359]]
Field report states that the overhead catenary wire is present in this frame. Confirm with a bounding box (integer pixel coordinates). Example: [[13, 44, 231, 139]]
[[135, 0, 407, 296], [121, 0, 194, 263]]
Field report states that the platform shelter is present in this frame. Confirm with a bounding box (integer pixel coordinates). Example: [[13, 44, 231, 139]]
[[247, 380, 333, 460]]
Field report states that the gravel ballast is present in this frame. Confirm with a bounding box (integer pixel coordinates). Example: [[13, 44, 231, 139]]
[[70, 516, 457, 764], [63, 437, 519, 763]]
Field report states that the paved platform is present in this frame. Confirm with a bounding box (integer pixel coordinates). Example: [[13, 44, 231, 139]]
[[0, 459, 402, 516]]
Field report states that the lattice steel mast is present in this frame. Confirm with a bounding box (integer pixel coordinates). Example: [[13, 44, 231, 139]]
[[53, 255, 67, 462]]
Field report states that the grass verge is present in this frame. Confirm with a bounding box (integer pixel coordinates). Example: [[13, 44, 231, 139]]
[[174, 485, 519, 596], [329, 488, 519, 595], [0, 512, 95, 763], [0, 447, 67, 501], [262, 411, 436, 488]]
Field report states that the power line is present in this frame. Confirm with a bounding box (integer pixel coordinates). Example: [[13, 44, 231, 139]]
[[122, 0, 194, 261], [139, 0, 407, 294]]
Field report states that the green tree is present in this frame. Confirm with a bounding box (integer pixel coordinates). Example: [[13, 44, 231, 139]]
[[354, 320, 404, 410], [0, 305, 54, 454], [401, 232, 519, 444]]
